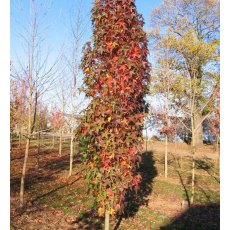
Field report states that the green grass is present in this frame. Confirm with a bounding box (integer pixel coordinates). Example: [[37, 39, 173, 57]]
[[11, 139, 219, 229], [39, 181, 94, 216], [118, 207, 170, 230]]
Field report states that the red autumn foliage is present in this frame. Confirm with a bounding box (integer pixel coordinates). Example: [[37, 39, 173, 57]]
[[49, 107, 65, 131], [77, 0, 150, 215]]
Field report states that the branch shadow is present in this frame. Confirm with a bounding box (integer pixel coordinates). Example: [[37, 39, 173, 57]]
[[172, 155, 219, 208], [11, 153, 82, 194], [172, 154, 191, 207], [195, 159, 220, 184], [160, 203, 220, 230], [176, 169, 191, 207], [31, 172, 83, 205]]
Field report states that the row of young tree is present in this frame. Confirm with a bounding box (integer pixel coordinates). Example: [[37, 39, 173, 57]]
[[147, 0, 219, 205], [10, 0, 219, 229], [10, 0, 89, 206]]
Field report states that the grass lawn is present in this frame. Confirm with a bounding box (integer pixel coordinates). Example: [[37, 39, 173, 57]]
[[10, 139, 220, 229]]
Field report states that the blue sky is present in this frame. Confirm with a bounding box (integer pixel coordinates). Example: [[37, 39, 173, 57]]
[[11, 0, 162, 61], [10, 0, 162, 100], [10, 0, 163, 138]]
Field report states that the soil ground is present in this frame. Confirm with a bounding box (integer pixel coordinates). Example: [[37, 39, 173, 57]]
[[10, 139, 220, 230]]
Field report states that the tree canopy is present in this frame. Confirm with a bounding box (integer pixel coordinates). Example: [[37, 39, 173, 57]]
[[77, 0, 150, 216]]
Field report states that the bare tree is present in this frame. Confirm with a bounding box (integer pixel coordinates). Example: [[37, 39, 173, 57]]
[[54, 69, 68, 157], [65, 0, 90, 177], [11, 0, 60, 206], [150, 35, 178, 178]]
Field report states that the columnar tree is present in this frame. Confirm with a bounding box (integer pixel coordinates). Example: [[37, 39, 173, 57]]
[[78, 0, 150, 228]]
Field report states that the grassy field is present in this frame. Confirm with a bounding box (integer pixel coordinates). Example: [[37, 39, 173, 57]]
[[10, 138, 220, 230]]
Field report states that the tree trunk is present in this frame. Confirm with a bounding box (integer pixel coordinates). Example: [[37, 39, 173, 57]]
[[10, 131, 13, 151], [165, 135, 168, 178], [105, 210, 110, 230], [41, 133, 44, 145], [68, 131, 74, 177], [59, 131, 62, 156], [52, 133, 55, 148], [190, 153, 195, 205], [215, 135, 220, 170], [190, 115, 196, 205], [215, 136, 219, 161], [36, 132, 40, 168], [20, 137, 30, 206], [19, 130, 21, 148], [194, 112, 203, 147]]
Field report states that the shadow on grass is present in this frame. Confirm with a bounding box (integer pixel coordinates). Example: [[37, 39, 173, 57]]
[[114, 151, 157, 229], [171, 155, 219, 207], [32, 171, 83, 205], [195, 159, 220, 184], [11, 153, 82, 194], [71, 151, 157, 230], [171, 154, 191, 207], [160, 203, 220, 230], [195, 159, 211, 170], [71, 210, 104, 230]]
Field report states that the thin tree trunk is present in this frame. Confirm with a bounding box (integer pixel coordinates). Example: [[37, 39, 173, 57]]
[[10, 132, 13, 152], [36, 131, 40, 168], [73, 140, 75, 153], [41, 133, 44, 145], [191, 153, 195, 205], [105, 210, 110, 230], [20, 137, 30, 206], [215, 136, 219, 170], [19, 128, 21, 148], [19, 90, 35, 207], [59, 131, 62, 156], [215, 136, 219, 162], [68, 131, 74, 177], [190, 115, 196, 205], [52, 133, 55, 148], [165, 135, 168, 178]]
